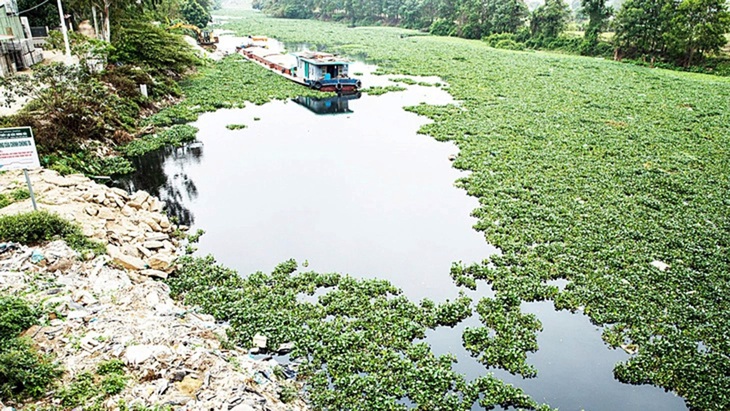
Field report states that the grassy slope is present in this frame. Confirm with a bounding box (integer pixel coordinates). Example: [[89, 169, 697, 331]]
[[219, 12, 730, 410]]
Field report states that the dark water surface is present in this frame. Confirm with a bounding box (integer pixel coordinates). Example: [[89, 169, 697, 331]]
[[120, 70, 686, 410]]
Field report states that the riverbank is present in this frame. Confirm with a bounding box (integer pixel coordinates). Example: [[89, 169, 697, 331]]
[[0, 169, 307, 411]]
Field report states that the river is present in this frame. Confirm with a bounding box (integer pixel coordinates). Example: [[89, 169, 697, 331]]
[[119, 62, 687, 411]]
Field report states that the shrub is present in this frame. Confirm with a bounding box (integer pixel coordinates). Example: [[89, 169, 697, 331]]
[[483, 32, 516, 47], [101, 373, 127, 395], [0, 64, 139, 153], [484, 33, 526, 51], [0, 338, 61, 399], [495, 39, 525, 51], [429, 19, 457, 36], [0, 296, 37, 341], [57, 358, 128, 405], [111, 22, 201, 78], [0, 189, 31, 209], [0, 211, 105, 254], [97, 359, 125, 375], [57, 372, 96, 407], [0, 295, 61, 399]]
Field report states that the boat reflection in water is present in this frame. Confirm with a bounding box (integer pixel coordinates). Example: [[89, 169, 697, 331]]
[[293, 92, 362, 115]]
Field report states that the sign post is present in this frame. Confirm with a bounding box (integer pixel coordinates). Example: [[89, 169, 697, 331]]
[[0, 127, 42, 211]]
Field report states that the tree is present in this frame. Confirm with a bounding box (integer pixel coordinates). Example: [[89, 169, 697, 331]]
[[483, 0, 530, 35], [665, 0, 730, 66], [17, 0, 60, 27], [581, 0, 612, 44], [181, 0, 211, 27], [530, 0, 571, 40], [613, 0, 673, 60]]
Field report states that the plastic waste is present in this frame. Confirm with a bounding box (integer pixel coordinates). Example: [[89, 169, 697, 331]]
[[30, 249, 44, 263]]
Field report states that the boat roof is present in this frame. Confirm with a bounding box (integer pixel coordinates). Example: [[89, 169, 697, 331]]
[[268, 54, 297, 67], [246, 47, 281, 59], [294, 51, 350, 66]]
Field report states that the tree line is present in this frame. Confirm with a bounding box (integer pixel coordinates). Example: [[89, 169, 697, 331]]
[[253, 0, 730, 67], [19, 0, 220, 39]]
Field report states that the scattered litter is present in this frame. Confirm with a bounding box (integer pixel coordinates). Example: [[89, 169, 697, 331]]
[[650, 260, 670, 271], [620, 344, 639, 355], [0, 169, 308, 411], [252, 334, 268, 349], [30, 250, 44, 263]]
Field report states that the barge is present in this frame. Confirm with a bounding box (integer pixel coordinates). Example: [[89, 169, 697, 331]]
[[237, 37, 361, 93]]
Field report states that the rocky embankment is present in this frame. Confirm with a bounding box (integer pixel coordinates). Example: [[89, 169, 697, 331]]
[[0, 169, 307, 411]]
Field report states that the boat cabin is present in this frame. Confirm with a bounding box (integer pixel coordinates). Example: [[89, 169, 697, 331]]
[[294, 52, 350, 82], [292, 51, 360, 92]]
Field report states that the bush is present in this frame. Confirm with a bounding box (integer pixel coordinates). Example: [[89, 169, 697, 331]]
[[57, 359, 128, 406], [484, 34, 526, 51], [495, 39, 525, 51], [0, 211, 105, 254], [0, 338, 61, 399], [429, 19, 457, 36], [111, 22, 201, 78], [0, 296, 37, 341], [458, 22, 482, 39], [483, 32, 517, 46], [0, 63, 139, 153], [0, 295, 61, 399]]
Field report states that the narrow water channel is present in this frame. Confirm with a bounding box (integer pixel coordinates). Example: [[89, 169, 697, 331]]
[[120, 68, 687, 410]]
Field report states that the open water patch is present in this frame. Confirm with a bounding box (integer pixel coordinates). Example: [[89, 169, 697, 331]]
[[120, 75, 686, 410]]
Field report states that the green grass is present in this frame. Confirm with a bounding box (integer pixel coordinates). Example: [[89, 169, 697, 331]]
[[0, 188, 30, 209], [208, 12, 730, 410]]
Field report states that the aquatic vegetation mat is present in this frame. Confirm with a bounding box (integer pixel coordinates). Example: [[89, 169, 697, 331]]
[[147, 55, 324, 127], [361, 85, 407, 95], [168, 256, 553, 410], [216, 10, 730, 409]]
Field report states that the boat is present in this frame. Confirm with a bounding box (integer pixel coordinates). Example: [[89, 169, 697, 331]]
[[237, 37, 362, 93]]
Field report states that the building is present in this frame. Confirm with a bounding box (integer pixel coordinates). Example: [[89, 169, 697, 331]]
[[0, 0, 43, 77]]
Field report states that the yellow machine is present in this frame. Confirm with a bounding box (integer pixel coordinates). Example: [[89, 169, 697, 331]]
[[168, 23, 219, 47]]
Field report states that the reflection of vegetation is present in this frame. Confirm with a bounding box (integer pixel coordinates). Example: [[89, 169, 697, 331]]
[[117, 144, 202, 226], [168, 256, 553, 410], [220, 11, 730, 409]]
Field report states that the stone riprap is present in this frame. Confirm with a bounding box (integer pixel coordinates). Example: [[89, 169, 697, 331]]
[[0, 169, 307, 411]]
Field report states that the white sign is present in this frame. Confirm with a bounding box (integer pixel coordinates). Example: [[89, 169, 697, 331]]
[[0, 127, 41, 170]]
